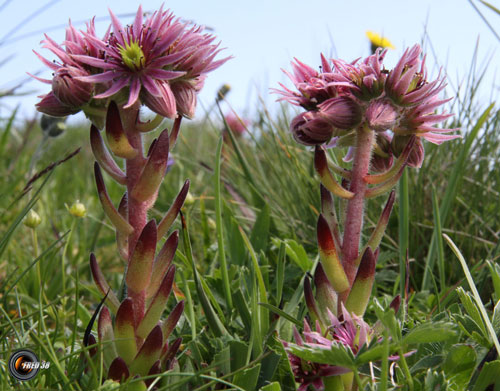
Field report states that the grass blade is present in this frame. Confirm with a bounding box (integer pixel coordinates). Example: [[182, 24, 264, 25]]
[[422, 103, 495, 289], [444, 233, 500, 356], [215, 136, 232, 311]]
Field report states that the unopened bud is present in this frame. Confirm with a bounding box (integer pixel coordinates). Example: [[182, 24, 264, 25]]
[[24, 210, 42, 228], [216, 83, 231, 102], [184, 191, 195, 206], [52, 66, 92, 108], [318, 96, 362, 131], [366, 100, 397, 132], [68, 200, 86, 218], [171, 81, 197, 118]]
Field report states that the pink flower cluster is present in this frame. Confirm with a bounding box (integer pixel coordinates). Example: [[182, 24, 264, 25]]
[[33, 5, 230, 120], [275, 45, 459, 157], [285, 306, 370, 391]]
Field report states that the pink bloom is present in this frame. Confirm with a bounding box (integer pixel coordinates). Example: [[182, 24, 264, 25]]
[[273, 57, 336, 110], [327, 48, 387, 100], [395, 96, 459, 144], [365, 100, 397, 132], [290, 111, 335, 146], [284, 320, 350, 391], [275, 44, 459, 149], [224, 113, 249, 135], [318, 96, 362, 131], [32, 19, 102, 115], [285, 306, 370, 390], [74, 6, 230, 118]]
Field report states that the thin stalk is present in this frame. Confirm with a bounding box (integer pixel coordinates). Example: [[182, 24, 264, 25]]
[[398, 170, 409, 321], [215, 137, 233, 311], [397, 348, 414, 391], [342, 125, 375, 291]]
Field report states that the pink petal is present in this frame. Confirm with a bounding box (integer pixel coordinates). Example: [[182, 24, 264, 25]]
[[124, 77, 141, 108], [93, 77, 129, 99]]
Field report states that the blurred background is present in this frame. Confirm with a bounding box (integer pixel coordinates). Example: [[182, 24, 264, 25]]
[[0, 0, 498, 119]]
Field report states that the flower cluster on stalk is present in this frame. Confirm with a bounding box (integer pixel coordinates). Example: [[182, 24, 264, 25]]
[[285, 305, 370, 391], [33, 5, 230, 121], [274, 45, 459, 168]]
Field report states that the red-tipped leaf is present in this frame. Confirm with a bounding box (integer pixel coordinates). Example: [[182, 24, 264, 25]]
[[146, 231, 178, 299], [157, 180, 190, 238], [95, 163, 134, 235], [137, 265, 176, 339], [105, 101, 138, 159], [130, 129, 169, 202], [126, 220, 157, 294], [90, 125, 126, 184]]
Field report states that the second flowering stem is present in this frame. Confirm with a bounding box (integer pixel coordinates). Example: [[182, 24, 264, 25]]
[[341, 125, 375, 295]]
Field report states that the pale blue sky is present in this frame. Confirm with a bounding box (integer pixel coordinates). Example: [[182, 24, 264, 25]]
[[0, 0, 498, 120]]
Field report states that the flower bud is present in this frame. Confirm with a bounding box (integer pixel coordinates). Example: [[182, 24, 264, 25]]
[[143, 81, 176, 119], [52, 66, 92, 108], [36, 92, 80, 117], [171, 81, 197, 118], [68, 200, 87, 218], [371, 132, 394, 172], [366, 100, 397, 132], [24, 210, 41, 229], [41, 115, 66, 137], [318, 96, 362, 131], [216, 83, 231, 102], [184, 191, 195, 206], [290, 111, 334, 146], [407, 137, 424, 168], [391, 135, 424, 168]]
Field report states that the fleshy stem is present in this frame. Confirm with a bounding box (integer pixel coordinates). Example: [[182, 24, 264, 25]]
[[341, 124, 375, 301], [118, 106, 183, 328]]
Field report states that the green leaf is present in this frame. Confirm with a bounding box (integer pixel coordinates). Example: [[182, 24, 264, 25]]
[[267, 337, 297, 391], [233, 363, 261, 391], [215, 136, 233, 310], [445, 234, 500, 356], [288, 342, 355, 369], [457, 287, 488, 336], [230, 341, 250, 372], [275, 239, 312, 272], [257, 348, 282, 389], [251, 203, 270, 253], [181, 215, 227, 337], [443, 344, 476, 378], [402, 321, 458, 345], [471, 360, 500, 391], [224, 205, 247, 266], [260, 382, 281, 391], [234, 288, 253, 331], [487, 261, 500, 302], [258, 303, 301, 327]]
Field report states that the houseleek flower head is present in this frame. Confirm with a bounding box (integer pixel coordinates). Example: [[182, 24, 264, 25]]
[[33, 5, 230, 120], [274, 44, 459, 150], [285, 306, 370, 390], [75, 5, 230, 118], [32, 19, 102, 117]]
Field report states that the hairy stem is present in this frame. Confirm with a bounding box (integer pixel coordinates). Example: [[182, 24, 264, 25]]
[[341, 125, 375, 298]]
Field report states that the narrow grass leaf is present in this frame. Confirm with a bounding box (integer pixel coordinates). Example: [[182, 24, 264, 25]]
[[444, 233, 500, 356], [215, 136, 232, 310]]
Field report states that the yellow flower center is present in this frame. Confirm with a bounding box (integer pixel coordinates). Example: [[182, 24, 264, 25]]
[[118, 40, 146, 70]]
